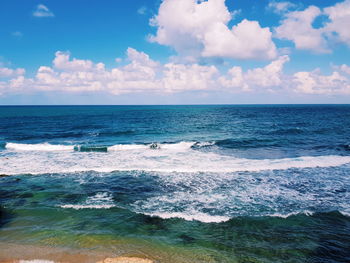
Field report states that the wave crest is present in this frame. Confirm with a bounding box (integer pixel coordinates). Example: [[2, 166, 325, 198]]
[[5, 142, 73, 151], [59, 192, 116, 210]]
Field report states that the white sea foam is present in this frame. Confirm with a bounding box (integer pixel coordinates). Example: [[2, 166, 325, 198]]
[[109, 144, 148, 151], [146, 210, 349, 222], [268, 210, 314, 218], [147, 211, 231, 223], [150, 210, 348, 223], [191, 141, 216, 148], [5, 142, 73, 151], [2, 141, 350, 176], [1, 141, 350, 175], [60, 204, 115, 209], [60, 192, 116, 210], [159, 142, 195, 150], [128, 163, 350, 223], [4, 142, 196, 152], [268, 210, 350, 218], [340, 211, 350, 217], [3, 141, 348, 223]]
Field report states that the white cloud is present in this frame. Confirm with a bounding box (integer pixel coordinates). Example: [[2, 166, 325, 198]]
[[202, 19, 277, 60], [293, 69, 350, 94], [33, 4, 54, 17], [126, 47, 158, 68], [274, 6, 329, 53], [219, 55, 290, 91], [323, 0, 350, 47], [274, 0, 350, 52], [339, 64, 350, 74], [27, 48, 161, 94], [149, 0, 277, 60], [162, 63, 218, 92], [0, 50, 349, 97], [53, 51, 95, 71], [218, 66, 248, 91], [0, 67, 25, 95], [267, 1, 297, 14], [245, 55, 290, 87], [0, 67, 25, 78]]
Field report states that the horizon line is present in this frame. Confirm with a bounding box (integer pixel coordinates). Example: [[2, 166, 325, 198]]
[[1, 103, 350, 106]]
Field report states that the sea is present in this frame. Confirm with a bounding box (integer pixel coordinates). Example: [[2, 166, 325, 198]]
[[0, 105, 350, 262]]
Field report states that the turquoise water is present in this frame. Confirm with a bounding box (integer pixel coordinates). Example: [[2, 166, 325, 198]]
[[1, 105, 350, 262]]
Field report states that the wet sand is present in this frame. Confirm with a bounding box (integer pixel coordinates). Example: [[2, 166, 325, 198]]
[[0, 241, 222, 263], [0, 243, 155, 263]]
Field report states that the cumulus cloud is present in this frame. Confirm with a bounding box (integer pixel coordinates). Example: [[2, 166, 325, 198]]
[[53, 51, 96, 71], [323, 0, 350, 47], [0, 49, 349, 97], [339, 64, 350, 75], [275, 0, 350, 52], [275, 6, 329, 53], [219, 55, 290, 91], [0, 67, 26, 95], [26, 48, 221, 95], [218, 66, 247, 90], [293, 70, 350, 94], [0, 67, 25, 78], [245, 55, 290, 87], [2, 49, 158, 95], [33, 4, 54, 17], [149, 0, 277, 60], [162, 63, 218, 92]]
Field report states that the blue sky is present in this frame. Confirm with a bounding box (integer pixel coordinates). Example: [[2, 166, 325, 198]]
[[0, 0, 350, 104]]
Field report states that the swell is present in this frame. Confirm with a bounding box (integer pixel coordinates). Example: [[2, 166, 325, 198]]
[[312, 144, 350, 152], [97, 130, 136, 137], [214, 138, 279, 149], [0, 142, 5, 150], [268, 127, 305, 135]]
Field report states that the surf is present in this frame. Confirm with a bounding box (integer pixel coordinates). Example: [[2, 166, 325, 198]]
[[2, 141, 350, 175]]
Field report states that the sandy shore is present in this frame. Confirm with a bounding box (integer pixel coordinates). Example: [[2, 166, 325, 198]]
[[0, 243, 155, 263], [1, 258, 153, 263], [0, 242, 219, 263]]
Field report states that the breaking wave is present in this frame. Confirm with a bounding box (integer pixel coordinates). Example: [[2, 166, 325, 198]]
[[1, 141, 350, 175], [142, 210, 350, 223], [5, 142, 73, 151], [4, 141, 195, 152], [143, 211, 231, 223], [59, 192, 116, 210]]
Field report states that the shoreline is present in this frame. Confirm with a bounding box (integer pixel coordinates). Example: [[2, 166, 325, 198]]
[[0, 241, 224, 263], [0, 243, 155, 263]]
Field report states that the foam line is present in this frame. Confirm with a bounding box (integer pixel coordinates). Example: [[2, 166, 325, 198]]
[[5, 142, 73, 151]]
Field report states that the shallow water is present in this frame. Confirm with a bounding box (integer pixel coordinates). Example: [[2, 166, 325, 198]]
[[1, 105, 350, 262]]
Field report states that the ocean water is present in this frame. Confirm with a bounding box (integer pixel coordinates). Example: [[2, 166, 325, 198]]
[[0, 105, 350, 262]]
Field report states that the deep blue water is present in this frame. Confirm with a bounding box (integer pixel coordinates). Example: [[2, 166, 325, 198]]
[[1, 105, 350, 262]]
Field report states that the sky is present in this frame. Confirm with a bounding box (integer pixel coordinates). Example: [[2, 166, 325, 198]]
[[0, 0, 350, 104]]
